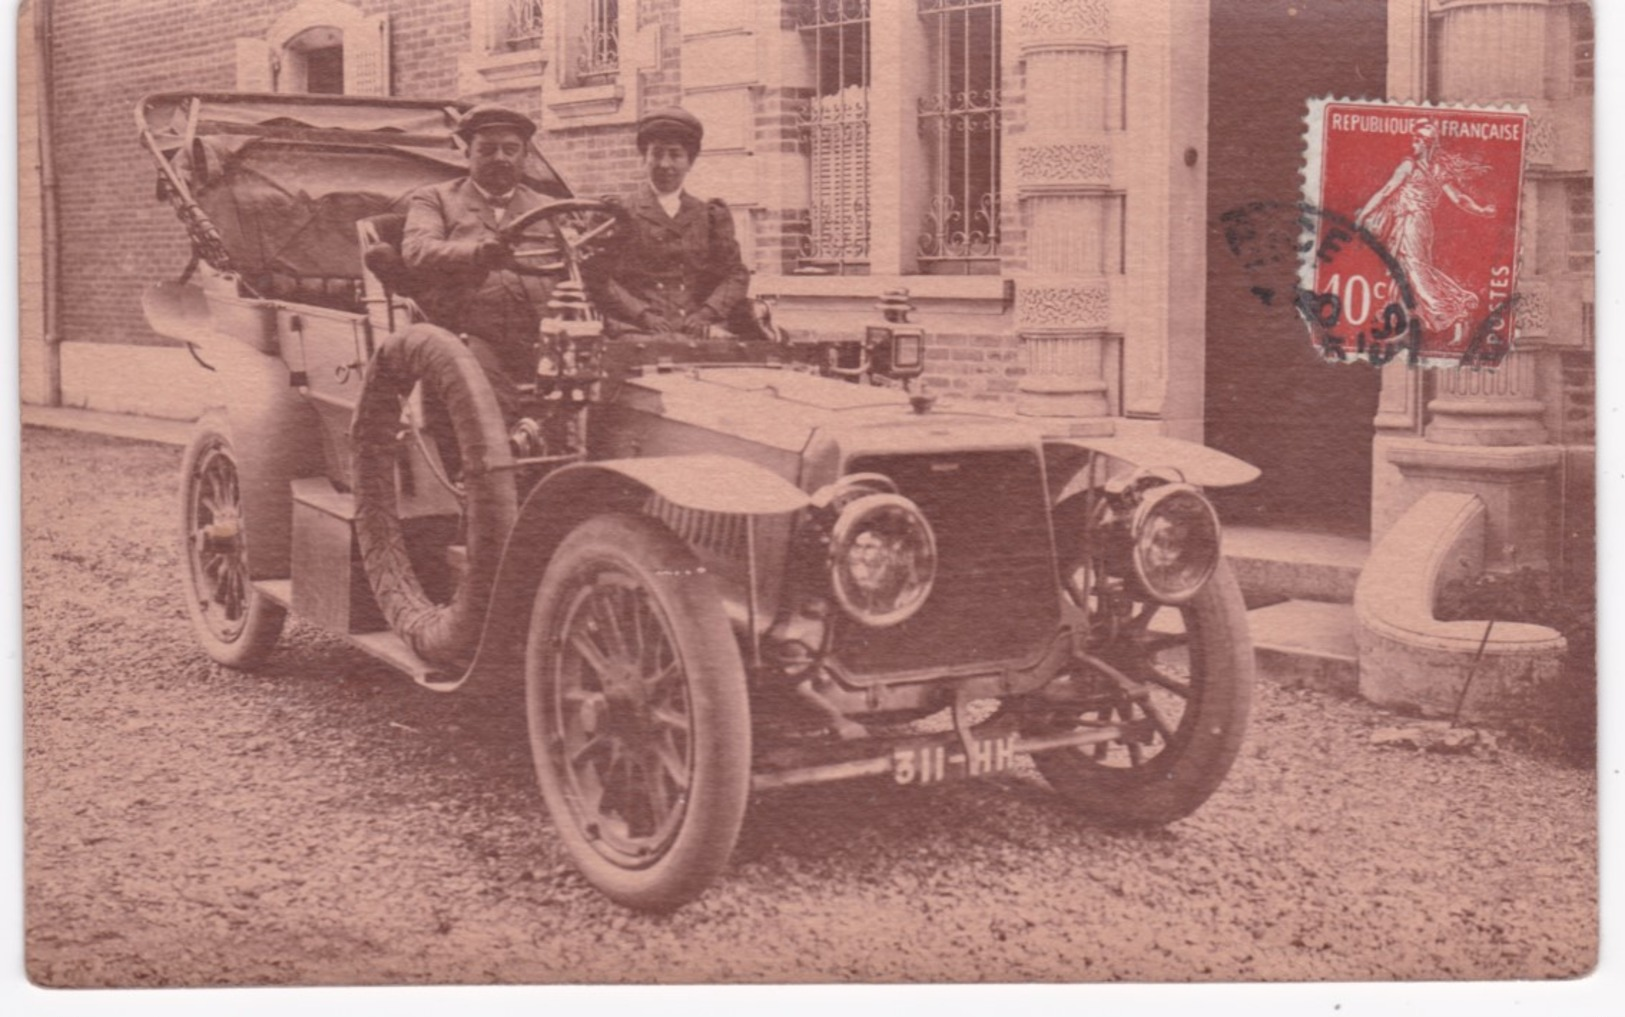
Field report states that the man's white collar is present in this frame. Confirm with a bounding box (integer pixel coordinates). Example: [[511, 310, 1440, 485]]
[[472, 180, 516, 204]]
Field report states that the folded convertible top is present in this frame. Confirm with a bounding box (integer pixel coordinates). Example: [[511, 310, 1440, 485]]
[[137, 92, 572, 283]]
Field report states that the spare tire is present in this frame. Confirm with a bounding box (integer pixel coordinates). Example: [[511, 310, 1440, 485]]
[[352, 324, 518, 667]]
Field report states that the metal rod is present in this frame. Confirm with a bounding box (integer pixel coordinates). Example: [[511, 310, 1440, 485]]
[[746, 515, 763, 670], [32, 0, 62, 406], [753, 755, 892, 791]]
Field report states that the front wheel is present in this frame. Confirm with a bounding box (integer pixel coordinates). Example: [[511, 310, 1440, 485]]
[[1031, 561, 1254, 826], [525, 513, 751, 910], [179, 416, 286, 668]]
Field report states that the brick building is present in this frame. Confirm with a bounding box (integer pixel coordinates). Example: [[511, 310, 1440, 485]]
[[19, 0, 1595, 641]]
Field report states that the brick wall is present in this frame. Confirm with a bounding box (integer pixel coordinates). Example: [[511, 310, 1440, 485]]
[[780, 326, 1027, 406], [921, 332, 1027, 403], [46, 0, 467, 349]]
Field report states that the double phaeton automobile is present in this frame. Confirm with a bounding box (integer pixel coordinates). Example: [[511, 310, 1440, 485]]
[[142, 92, 1259, 910]]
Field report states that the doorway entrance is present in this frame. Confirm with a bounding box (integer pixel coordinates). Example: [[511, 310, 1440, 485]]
[[1204, 1, 1387, 536]]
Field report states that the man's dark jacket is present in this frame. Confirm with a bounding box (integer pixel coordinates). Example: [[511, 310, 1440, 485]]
[[401, 177, 553, 348], [596, 186, 750, 335]]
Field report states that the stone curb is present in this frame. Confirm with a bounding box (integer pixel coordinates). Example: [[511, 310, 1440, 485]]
[[21, 406, 192, 447]]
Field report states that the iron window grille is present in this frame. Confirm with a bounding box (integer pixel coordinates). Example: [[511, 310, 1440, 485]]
[[495, 0, 544, 52], [576, 0, 620, 81], [916, 0, 1002, 274], [797, 0, 872, 272]]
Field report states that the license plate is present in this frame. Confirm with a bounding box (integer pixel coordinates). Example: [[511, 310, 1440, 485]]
[[892, 733, 1017, 786]]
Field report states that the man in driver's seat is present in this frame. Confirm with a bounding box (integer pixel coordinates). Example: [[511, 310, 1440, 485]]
[[596, 107, 751, 339], [403, 104, 553, 430]]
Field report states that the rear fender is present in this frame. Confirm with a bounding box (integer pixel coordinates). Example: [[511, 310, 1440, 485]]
[[158, 282, 325, 580], [452, 455, 810, 690]]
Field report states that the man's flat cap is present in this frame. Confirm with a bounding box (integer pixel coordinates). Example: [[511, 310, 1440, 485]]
[[456, 104, 537, 141], [637, 107, 703, 151]]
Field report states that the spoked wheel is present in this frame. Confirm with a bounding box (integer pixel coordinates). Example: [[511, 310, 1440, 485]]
[[179, 416, 285, 668], [352, 324, 518, 667], [1030, 561, 1254, 826], [526, 513, 750, 911]]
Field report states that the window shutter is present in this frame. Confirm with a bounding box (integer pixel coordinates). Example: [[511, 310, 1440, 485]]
[[343, 13, 390, 96], [807, 86, 870, 265], [235, 37, 276, 91]]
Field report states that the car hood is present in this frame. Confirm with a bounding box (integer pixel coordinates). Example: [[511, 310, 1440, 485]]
[[617, 367, 1040, 456]]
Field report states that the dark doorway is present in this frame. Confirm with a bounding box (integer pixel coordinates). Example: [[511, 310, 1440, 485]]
[[1205, 1, 1387, 535], [304, 45, 345, 95]]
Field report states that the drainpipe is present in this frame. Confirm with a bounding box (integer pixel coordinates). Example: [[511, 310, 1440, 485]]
[[33, 0, 63, 406]]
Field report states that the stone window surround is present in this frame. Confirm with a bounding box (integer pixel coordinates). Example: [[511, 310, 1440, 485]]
[[462, 0, 549, 95], [461, 0, 650, 122], [236, 0, 389, 96]]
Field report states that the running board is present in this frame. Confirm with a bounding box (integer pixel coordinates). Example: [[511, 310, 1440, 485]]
[[253, 580, 450, 687]]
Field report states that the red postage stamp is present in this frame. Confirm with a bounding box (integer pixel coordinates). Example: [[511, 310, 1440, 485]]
[[1301, 99, 1529, 367]]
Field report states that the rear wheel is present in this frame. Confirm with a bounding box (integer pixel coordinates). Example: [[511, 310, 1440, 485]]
[[526, 513, 751, 910], [179, 418, 285, 668], [1031, 561, 1254, 825]]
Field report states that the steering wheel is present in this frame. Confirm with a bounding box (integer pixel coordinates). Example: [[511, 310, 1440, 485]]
[[499, 198, 626, 279]]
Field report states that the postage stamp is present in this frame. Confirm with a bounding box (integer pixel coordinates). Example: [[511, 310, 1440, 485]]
[[1301, 98, 1529, 367]]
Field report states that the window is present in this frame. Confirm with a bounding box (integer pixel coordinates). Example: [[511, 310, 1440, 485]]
[[798, 0, 871, 271], [553, 0, 620, 88], [494, 0, 545, 53], [916, 0, 1002, 274], [576, 0, 620, 81]]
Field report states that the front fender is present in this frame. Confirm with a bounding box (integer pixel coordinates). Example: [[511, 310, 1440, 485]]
[[1048, 434, 1260, 500], [446, 455, 809, 691]]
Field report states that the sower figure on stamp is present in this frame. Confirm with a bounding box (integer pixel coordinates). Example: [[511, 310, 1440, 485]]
[[1354, 119, 1497, 346], [594, 107, 754, 339], [402, 104, 555, 432]]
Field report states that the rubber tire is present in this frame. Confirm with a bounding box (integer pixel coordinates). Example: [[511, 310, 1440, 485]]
[[353, 324, 517, 667], [526, 513, 752, 911], [1034, 560, 1255, 826], [179, 415, 286, 668]]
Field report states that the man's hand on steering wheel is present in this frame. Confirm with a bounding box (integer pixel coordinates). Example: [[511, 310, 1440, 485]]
[[473, 237, 511, 269]]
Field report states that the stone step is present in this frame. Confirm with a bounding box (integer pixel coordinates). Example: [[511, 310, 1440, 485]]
[[1247, 599, 1359, 697], [1225, 525, 1370, 607]]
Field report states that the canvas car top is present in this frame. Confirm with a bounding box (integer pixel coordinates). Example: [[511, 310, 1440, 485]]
[[139, 92, 571, 284]]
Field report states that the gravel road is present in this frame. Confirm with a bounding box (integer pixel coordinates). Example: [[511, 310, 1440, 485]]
[[22, 426, 1597, 986]]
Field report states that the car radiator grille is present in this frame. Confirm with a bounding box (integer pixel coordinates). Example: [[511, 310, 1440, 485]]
[[836, 450, 1060, 680]]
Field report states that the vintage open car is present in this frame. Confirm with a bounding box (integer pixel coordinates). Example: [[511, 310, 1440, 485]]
[[141, 92, 1260, 910]]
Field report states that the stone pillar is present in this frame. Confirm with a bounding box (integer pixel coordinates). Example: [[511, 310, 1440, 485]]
[[1009, 0, 1119, 435], [1425, 354, 1547, 446], [1379, 0, 1563, 568], [1420, 0, 1551, 447]]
